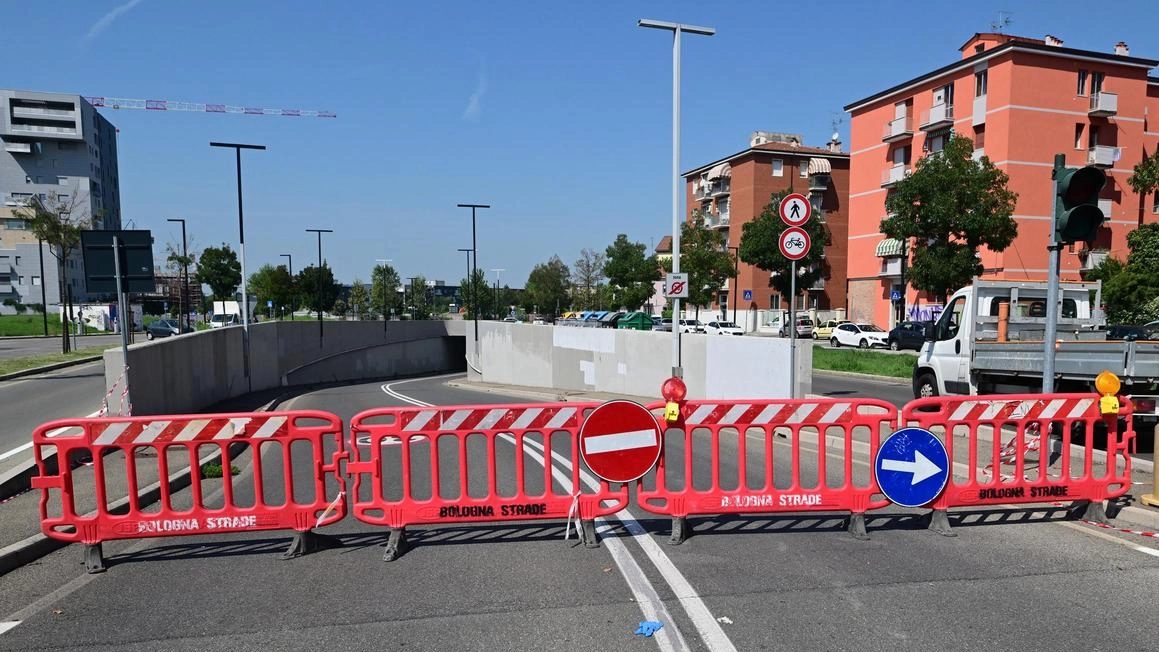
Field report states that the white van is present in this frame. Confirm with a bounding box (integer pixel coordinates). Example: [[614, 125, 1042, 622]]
[[209, 313, 240, 328]]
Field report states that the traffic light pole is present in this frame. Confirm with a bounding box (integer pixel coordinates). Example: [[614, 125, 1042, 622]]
[[1042, 154, 1066, 394]]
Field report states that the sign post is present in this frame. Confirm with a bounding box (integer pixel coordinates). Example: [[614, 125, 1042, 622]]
[[579, 400, 663, 483], [778, 194, 811, 398]]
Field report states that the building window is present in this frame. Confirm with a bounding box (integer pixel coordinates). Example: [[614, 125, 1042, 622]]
[[14, 257, 20, 266], [975, 71, 988, 97], [1091, 71, 1105, 94], [32, 276, 41, 286], [973, 125, 985, 149], [770, 295, 781, 310], [1077, 70, 1088, 95], [1089, 125, 1100, 148], [1074, 124, 1084, 150], [1153, 194, 1159, 214], [799, 161, 808, 178], [771, 159, 783, 176], [974, 44, 984, 54]]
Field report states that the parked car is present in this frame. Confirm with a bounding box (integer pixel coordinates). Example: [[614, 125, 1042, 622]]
[[1106, 324, 1149, 341], [779, 316, 814, 338], [678, 319, 704, 333], [146, 318, 191, 340], [654, 317, 673, 332], [813, 319, 850, 340], [887, 320, 927, 351], [831, 322, 888, 349], [704, 320, 743, 335]]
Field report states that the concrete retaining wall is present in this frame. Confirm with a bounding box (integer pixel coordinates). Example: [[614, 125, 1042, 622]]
[[477, 322, 810, 399], [104, 320, 466, 415]]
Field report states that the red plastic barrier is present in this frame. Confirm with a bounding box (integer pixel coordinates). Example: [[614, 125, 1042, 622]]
[[901, 394, 1134, 523], [32, 410, 346, 571], [348, 402, 631, 559], [636, 398, 898, 540]]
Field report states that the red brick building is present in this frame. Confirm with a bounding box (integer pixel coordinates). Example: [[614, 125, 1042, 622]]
[[682, 132, 849, 314]]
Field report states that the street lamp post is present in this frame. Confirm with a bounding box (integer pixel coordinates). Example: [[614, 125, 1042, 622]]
[[306, 228, 333, 347], [457, 204, 489, 359], [280, 253, 293, 320], [457, 248, 473, 319], [406, 276, 420, 319], [210, 141, 265, 379], [491, 268, 505, 319], [37, 237, 47, 337], [638, 18, 715, 377], [167, 218, 188, 331], [376, 258, 392, 333]]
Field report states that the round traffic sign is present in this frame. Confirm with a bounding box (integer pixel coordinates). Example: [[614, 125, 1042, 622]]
[[579, 400, 663, 483], [874, 427, 950, 508], [778, 227, 811, 261], [779, 193, 812, 227]]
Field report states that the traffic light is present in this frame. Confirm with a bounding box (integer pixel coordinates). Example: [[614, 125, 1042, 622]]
[[1052, 163, 1106, 244]]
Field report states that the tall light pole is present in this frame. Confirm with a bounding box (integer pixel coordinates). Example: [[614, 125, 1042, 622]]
[[37, 237, 47, 337], [405, 276, 420, 319], [491, 268, 505, 319], [280, 253, 293, 320], [457, 204, 489, 358], [638, 18, 715, 377], [457, 247, 473, 319], [306, 228, 332, 347], [210, 141, 265, 379], [376, 258, 392, 332], [167, 218, 188, 331]]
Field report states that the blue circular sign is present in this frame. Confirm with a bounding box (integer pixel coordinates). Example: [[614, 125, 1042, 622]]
[[874, 427, 949, 508]]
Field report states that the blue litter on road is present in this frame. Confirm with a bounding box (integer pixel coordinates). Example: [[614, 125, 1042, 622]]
[[635, 621, 663, 637]]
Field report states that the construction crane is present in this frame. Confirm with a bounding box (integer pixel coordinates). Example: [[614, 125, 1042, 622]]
[[82, 96, 336, 118]]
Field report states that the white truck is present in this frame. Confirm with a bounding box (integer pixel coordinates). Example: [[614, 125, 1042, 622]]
[[912, 278, 1158, 432]]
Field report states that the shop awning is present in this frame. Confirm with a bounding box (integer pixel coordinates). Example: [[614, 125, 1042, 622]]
[[875, 238, 904, 258], [705, 163, 731, 180], [807, 157, 832, 175]]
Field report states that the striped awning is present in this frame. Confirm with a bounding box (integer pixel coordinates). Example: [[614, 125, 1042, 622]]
[[807, 157, 832, 175], [705, 163, 731, 180], [875, 238, 904, 258]]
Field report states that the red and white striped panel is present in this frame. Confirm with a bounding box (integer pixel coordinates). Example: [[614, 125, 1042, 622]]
[[91, 416, 289, 446], [945, 398, 1096, 423], [398, 406, 582, 433], [683, 402, 854, 427]]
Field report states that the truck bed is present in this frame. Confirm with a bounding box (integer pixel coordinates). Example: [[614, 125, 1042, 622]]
[[973, 340, 1159, 382]]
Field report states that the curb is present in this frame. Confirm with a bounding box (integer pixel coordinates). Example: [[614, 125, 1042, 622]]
[[812, 369, 911, 385], [0, 356, 103, 382], [445, 380, 655, 405]]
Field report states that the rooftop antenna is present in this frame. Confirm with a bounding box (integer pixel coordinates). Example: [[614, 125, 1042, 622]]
[[990, 11, 1013, 33]]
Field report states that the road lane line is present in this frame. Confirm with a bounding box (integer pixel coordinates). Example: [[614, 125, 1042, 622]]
[[0, 411, 101, 462], [0, 622, 19, 636], [383, 377, 739, 652]]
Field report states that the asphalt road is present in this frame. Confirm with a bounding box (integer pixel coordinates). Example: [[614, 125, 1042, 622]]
[[0, 335, 126, 361], [1, 373, 1156, 651], [0, 360, 106, 478]]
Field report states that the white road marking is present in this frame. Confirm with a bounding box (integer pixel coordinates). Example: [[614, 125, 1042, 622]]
[[0, 622, 19, 636], [384, 377, 737, 652], [1137, 546, 1159, 558], [583, 428, 656, 455]]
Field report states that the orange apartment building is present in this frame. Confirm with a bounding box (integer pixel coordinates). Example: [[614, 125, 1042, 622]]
[[844, 33, 1159, 328], [681, 131, 849, 315]]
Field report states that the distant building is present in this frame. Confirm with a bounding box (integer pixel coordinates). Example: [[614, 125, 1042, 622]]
[[845, 33, 1159, 327], [682, 131, 850, 314], [0, 89, 121, 313]]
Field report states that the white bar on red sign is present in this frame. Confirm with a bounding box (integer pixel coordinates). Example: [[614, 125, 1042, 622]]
[[583, 429, 657, 455]]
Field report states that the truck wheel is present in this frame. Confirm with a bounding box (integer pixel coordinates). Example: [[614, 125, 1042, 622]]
[[915, 373, 938, 399], [889, 340, 899, 351], [859, 339, 869, 349], [830, 337, 840, 348]]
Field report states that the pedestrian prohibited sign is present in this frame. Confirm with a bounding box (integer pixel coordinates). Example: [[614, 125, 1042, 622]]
[[779, 193, 811, 227], [778, 227, 811, 261], [665, 273, 688, 299]]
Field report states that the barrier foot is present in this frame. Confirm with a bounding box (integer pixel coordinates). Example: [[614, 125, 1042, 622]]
[[578, 519, 600, 549], [383, 527, 408, 562], [668, 516, 690, 546], [84, 543, 106, 574], [281, 530, 342, 560], [845, 513, 869, 540], [1069, 500, 1107, 524], [925, 509, 956, 537]]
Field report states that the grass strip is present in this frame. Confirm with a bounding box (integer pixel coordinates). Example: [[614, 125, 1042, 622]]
[[811, 346, 916, 379], [0, 346, 110, 376]]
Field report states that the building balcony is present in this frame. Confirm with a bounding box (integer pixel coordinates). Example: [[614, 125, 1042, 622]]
[[3, 141, 32, 154], [703, 212, 730, 230], [694, 185, 710, 200], [7, 123, 79, 138], [1088, 92, 1117, 117], [808, 173, 830, 192], [1087, 145, 1119, 168], [1080, 250, 1109, 272], [809, 276, 826, 290], [1098, 198, 1112, 219], [919, 103, 954, 131], [12, 105, 76, 119], [882, 116, 913, 143], [711, 179, 730, 196], [881, 164, 909, 188]]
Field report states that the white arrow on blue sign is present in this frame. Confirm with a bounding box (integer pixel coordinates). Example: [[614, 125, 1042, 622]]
[[874, 427, 949, 508]]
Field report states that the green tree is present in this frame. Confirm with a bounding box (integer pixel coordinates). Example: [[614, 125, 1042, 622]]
[[248, 264, 294, 318], [881, 134, 1018, 302], [347, 280, 371, 319], [662, 214, 736, 319], [14, 191, 95, 353], [1103, 271, 1159, 323], [370, 262, 402, 319], [297, 263, 340, 313], [603, 234, 660, 311], [459, 268, 494, 319], [1127, 149, 1159, 207], [524, 256, 571, 318], [572, 248, 606, 311], [196, 244, 242, 301], [1125, 223, 1159, 277], [406, 275, 433, 320], [1083, 255, 1125, 286], [739, 190, 830, 305]]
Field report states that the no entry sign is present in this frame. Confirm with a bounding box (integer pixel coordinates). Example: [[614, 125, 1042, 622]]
[[579, 400, 663, 483]]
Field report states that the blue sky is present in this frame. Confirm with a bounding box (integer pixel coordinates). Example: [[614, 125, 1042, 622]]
[[3, 1, 1155, 288]]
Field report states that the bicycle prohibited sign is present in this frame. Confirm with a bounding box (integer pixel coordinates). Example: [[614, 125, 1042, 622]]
[[778, 227, 811, 260]]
